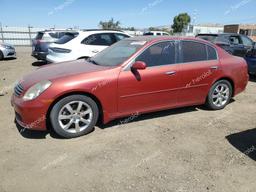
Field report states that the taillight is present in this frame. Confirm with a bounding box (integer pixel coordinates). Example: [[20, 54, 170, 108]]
[[36, 40, 41, 44]]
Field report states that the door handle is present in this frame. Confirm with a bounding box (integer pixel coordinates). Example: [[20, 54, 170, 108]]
[[165, 71, 176, 76], [210, 66, 219, 70], [92, 50, 99, 53]]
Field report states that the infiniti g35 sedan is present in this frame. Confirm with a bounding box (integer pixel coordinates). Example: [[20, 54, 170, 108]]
[[11, 36, 249, 138]]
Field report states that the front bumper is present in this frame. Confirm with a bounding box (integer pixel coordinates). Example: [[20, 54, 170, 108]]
[[31, 51, 48, 60], [11, 94, 49, 131]]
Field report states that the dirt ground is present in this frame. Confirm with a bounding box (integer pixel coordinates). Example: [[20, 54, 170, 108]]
[[0, 47, 256, 192]]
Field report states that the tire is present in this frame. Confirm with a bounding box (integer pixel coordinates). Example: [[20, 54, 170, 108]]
[[0, 51, 4, 60], [50, 95, 99, 138], [206, 80, 232, 110]]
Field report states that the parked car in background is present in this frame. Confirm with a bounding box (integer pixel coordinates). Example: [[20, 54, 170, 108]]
[[0, 43, 16, 60], [12, 36, 248, 138], [31, 30, 76, 61], [143, 31, 170, 36], [196, 33, 256, 75], [46, 30, 131, 63]]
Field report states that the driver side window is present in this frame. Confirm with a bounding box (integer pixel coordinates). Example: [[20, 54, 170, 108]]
[[241, 35, 253, 47], [135, 41, 176, 67], [229, 36, 241, 45]]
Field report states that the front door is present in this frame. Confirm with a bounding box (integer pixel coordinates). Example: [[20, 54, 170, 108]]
[[117, 41, 182, 115]]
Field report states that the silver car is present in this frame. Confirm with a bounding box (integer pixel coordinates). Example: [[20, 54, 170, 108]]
[[0, 43, 16, 60]]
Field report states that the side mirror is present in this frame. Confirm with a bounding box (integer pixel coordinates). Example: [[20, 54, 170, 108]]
[[131, 61, 147, 70]]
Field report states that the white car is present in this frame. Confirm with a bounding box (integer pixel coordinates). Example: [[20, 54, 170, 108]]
[[46, 30, 131, 63], [0, 43, 16, 60], [143, 31, 170, 36]]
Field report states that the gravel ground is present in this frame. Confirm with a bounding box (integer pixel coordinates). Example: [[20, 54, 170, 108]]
[[0, 47, 256, 192]]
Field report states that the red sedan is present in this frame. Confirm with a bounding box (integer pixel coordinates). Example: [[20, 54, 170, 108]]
[[11, 36, 248, 138]]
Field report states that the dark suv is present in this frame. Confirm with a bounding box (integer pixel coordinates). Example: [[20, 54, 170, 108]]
[[31, 30, 75, 61], [197, 33, 256, 75]]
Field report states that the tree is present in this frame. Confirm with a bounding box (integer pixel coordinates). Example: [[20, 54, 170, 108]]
[[121, 27, 136, 31], [172, 13, 191, 33], [99, 18, 121, 30]]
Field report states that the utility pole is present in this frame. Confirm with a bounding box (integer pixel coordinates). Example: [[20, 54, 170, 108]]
[[0, 22, 4, 43], [28, 25, 33, 46]]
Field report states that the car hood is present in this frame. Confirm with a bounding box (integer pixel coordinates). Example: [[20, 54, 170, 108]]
[[0, 43, 14, 48], [21, 60, 112, 88]]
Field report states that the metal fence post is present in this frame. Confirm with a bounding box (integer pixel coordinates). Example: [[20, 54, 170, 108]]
[[0, 22, 4, 43], [28, 25, 32, 46]]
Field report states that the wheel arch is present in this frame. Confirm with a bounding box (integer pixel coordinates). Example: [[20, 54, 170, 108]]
[[46, 91, 104, 131]]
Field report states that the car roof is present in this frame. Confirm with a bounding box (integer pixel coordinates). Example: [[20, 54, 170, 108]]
[[76, 30, 130, 38], [125, 36, 211, 43], [79, 29, 128, 34], [38, 30, 79, 33], [197, 33, 240, 36]]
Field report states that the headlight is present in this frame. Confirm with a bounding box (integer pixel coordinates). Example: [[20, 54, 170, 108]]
[[23, 80, 52, 101], [0, 44, 12, 49], [0, 44, 8, 49]]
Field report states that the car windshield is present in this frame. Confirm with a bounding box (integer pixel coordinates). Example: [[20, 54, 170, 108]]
[[55, 32, 79, 44], [89, 40, 146, 66]]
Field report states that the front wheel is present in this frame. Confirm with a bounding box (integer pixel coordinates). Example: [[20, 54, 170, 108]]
[[50, 95, 99, 138], [206, 80, 232, 110]]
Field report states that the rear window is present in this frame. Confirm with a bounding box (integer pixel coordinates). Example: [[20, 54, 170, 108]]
[[181, 41, 207, 62], [181, 41, 218, 63], [35, 32, 44, 40], [49, 32, 59, 39], [197, 34, 218, 43], [55, 32, 79, 44]]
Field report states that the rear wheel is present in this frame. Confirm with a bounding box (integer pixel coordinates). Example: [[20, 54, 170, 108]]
[[0, 51, 4, 60], [206, 80, 232, 110], [50, 95, 99, 138]]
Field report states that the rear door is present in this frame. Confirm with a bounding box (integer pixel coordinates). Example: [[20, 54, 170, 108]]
[[229, 35, 247, 57], [178, 40, 221, 106], [81, 33, 116, 57], [240, 35, 255, 57]]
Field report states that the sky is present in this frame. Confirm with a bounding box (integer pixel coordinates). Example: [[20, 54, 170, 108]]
[[0, 0, 256, 29]]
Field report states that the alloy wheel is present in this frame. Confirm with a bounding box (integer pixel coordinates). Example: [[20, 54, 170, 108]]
[[58, 101, 93, 133], [212, 83, 230, 108]]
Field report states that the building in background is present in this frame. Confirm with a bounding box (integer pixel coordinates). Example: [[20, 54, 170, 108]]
[[224, 24, 256, 41], [183, 24, 224, 36]]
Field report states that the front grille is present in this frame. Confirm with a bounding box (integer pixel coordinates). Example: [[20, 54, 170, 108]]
[[7, 52, 15, 56], [14, 83, 24, 97]]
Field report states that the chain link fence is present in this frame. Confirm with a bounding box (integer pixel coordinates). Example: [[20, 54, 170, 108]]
[[0, 25, 45, 46]]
